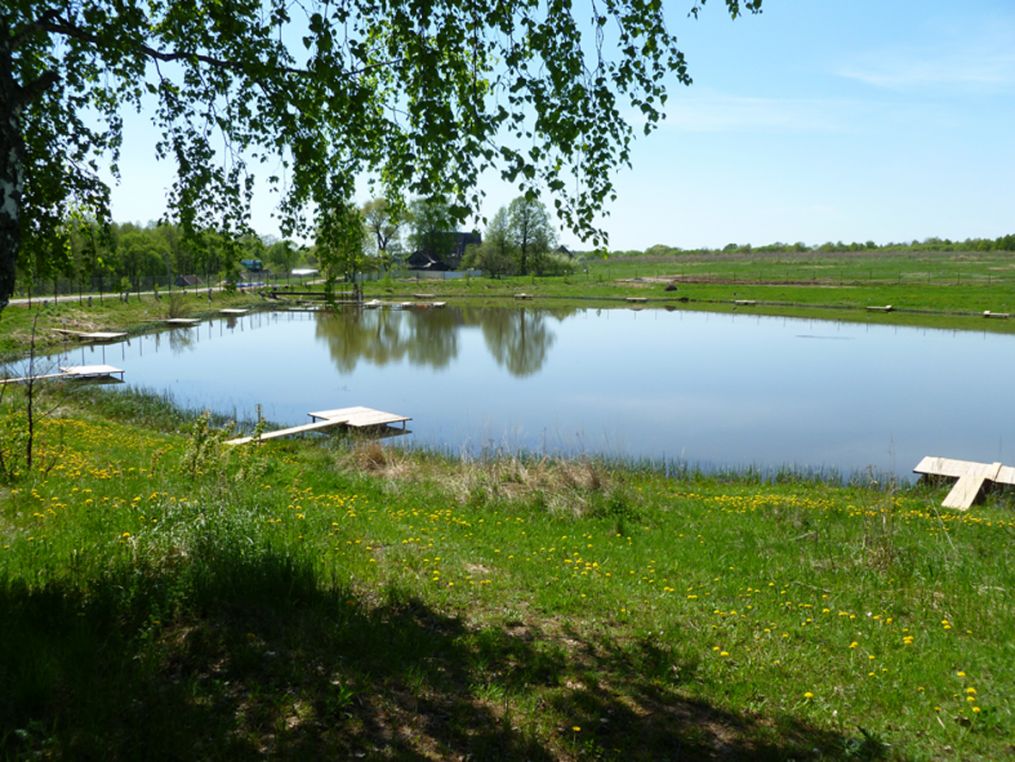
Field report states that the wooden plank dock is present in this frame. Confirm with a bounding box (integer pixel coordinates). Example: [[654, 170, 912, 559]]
[[165, 318, 201, 326], [225, 406, 410, 446], [866, 305, 894, 312], [914, 456, 1015, 510], [2, 365, 126, 385], [53, 329, 127, 341], [3, 365, 126, 385], [219, 308, 249, 315], [308, 406, 410, 428]]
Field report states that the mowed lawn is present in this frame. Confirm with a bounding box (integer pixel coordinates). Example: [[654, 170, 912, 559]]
[[0, 390, 1012, 760]]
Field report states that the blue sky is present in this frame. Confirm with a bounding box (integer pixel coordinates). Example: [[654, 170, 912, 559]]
[[106, 0, 1015, 251]]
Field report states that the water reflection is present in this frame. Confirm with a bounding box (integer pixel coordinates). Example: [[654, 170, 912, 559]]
[[480, 308, 557, 377], [313, 306, 572, 376]]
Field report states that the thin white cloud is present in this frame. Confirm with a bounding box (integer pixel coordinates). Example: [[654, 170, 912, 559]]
[[840, 51, 1015, 90], [838, 21, 1015, 91]]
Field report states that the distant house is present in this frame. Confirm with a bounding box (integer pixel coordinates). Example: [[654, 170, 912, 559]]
[[408, 231, 481, 270], [175, 274, 202, 287]]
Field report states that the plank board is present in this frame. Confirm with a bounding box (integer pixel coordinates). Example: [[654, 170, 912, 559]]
[[307, 406, 410, 428], [219, 308, 249, 315], [995, 465, 1015, 486], [914, 456, 1008, 510], [53, 329, 127, 340], [227, 406, 411, 445], [59, 364, 125, 378], [225, 417, 347, 446], [165, 318, 200, 325]]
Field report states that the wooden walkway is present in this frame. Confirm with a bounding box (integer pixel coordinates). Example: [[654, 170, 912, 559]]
[[1, 364, 126, 385], [914, 456, 1015, 510], [225, 406, 410, 446], [53, 329, 127, 341]]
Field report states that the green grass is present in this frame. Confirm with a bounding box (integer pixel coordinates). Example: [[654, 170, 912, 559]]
[[1, 387, 1012, 759], [364, 248, 1015, 334], [0, 289, 267, 359]]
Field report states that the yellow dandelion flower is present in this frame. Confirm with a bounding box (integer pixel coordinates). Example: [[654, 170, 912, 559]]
[[803, 691, 814, 700]]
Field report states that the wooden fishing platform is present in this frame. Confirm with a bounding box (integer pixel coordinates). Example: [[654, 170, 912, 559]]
[[219, 308, 249, 315], [165, 318, 201, 326], [399, 301, 447, 310], [308, 406, 410, 428], [914, 456, 1015, 510], [225, 406, 410, 446], [53, 329, 127, 342], [733, 299, 757, 306], [1, 364, 126, 385], [866, 305, 894, 312], [983, 311, 1010, 319]]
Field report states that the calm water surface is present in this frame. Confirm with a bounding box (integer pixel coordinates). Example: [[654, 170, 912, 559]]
[[35, 306, 1015, 478]]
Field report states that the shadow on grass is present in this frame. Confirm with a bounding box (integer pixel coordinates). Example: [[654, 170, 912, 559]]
[[0, 542, 890, 760]]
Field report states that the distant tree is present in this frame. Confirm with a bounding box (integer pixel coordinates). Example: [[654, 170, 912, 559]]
[[316, 202, 365, 300], [463, 206, 516, 277], [361, 198, 403, 271], [507, 196, 555, 275], [266, 239, 298, 279]]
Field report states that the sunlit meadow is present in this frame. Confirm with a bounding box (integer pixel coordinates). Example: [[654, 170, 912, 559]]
[[0, 387, 1011, 759]]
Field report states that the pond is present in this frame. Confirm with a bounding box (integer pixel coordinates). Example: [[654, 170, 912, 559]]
[[30, 305, 1015, 479]]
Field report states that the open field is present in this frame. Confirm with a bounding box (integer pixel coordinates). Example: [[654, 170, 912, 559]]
[[2, 248, 1014, 361], [1, 387, 1011, 759], [364, 249, 1015, 334]]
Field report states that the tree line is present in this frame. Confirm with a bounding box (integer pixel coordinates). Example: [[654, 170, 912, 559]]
[[10, 192, 573, 299], [618, 234, 1015, 258]]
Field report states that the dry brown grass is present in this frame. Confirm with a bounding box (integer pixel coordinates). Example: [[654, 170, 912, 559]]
[[341, 443, 617, 517]]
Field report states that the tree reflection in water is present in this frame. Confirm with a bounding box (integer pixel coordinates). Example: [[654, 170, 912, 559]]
[[313, 305, 574, 377]]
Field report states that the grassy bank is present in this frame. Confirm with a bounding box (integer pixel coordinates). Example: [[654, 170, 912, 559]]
[[0, 289, 267, 359], [363, 248, 1015, 334], [1, 387, 1011, 759], [2, 248, 1014, 361]]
